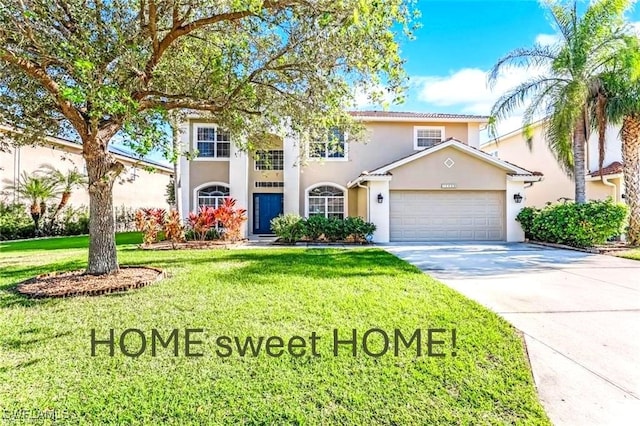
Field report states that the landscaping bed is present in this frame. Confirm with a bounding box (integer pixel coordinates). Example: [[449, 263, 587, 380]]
[[138, 240, 246, 250], [16, 266, 164, 298]]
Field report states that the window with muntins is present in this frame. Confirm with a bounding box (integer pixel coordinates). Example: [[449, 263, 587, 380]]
[[414, 127, 444, 149], [255, 150, 284, 170], [197, 185, 230, 208], [310, 129, 346, 159], [196, 127, 231, 158], [308, 185, 344, 219]]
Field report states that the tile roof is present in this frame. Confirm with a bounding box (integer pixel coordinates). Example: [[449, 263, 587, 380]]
[[589, 161, 623, 177], [348, 110, 490, 120]]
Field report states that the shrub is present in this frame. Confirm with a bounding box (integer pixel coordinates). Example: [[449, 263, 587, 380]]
[[164, 209, 185, 247], [186, 206, 217, 241], [324, 217, 347, 241], [515, 207, 539, 240], [270, 214, 304, 244], [0, 201, 35, 240], [303, 215, 329, 241], [343, 216, 377, 243], [135, 208, 166, 245], [516, 199, 627, 247], [60, 206, 89, 236], [216, 198, 247, 242]]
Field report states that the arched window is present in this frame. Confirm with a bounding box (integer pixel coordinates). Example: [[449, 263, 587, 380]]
[[197, 185, 229, 209], [308, 185, 344, 219]]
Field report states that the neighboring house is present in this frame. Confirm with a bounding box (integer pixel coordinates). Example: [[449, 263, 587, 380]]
[[1, 126, 173, 209], [481, 120, 626, 207], [178, 111, 542, 242]]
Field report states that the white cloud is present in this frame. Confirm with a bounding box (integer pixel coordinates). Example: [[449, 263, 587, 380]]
[[412, 43, 551, 138], [535, 33, 559, 46]]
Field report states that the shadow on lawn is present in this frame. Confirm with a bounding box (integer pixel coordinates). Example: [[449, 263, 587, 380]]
[[0, 259, 85, 308], [123, 248, 423, 281], [0, 248, 422, 309]]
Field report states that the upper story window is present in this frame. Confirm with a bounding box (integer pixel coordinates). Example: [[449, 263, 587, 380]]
[[309, 128, 346, 160], [255, 150, 284, 171], [196, 126, 231, 158], [414, 126, 445, 150]]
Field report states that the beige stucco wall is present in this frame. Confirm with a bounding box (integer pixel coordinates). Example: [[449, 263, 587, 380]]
[[482, 124, 617, 206], [390, 146, 507, 190], [356, 187, 368, 219], [1, 143, 171, 209], [189, 161, 230, 204], [299, 121, 474, 214]]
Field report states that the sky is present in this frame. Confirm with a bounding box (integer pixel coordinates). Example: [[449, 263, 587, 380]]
[[131, 0, 640, 165], [354, 0, 640, 138]]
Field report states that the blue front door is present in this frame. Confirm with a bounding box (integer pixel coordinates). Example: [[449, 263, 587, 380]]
[[253, 193, 284, 234]]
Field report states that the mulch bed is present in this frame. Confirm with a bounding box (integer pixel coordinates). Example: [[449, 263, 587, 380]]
[[15, 266, 164, 299], [138, 240, 245, 250]]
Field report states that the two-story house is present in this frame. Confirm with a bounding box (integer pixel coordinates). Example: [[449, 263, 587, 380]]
[[177, 111, 542, 242], [481, 120, 627, 208]]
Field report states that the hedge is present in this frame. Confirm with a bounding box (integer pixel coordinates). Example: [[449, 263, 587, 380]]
[[270, 214, 376, 243], [516, 199, 628, 248]]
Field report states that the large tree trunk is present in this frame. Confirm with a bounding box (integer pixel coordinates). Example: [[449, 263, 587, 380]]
[[85, 134, 124, 275], [573, 114, 588, 204], [621, 115, 640, 245]]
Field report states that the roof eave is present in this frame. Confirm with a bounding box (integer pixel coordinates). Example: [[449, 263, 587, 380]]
[[353, 116, 489, 124], [586, 173, 623, 181]]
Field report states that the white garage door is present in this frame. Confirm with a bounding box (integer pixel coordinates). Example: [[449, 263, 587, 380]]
[[390, 190, 505, 241]]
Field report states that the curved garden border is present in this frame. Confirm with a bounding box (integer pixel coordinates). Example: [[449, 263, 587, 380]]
[[15, 266, 165, 299]]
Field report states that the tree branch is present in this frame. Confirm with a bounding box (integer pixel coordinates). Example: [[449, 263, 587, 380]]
[[0, 49, 87, 138], [140, 0, 299, 86]]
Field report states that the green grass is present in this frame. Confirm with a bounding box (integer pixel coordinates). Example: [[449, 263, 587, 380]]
[[0, 235, 549, 424], [617, 248, 640, 260]]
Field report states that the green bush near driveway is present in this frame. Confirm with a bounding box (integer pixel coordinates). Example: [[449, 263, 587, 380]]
[[517, 199, 628, 247], [0, 236, 550, 424]]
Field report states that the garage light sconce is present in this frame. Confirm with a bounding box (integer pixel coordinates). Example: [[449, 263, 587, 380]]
[[513, 193, 523, 204], [377, 193, 384, 204]]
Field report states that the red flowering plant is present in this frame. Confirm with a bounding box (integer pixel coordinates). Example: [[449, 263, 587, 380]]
[[186, 206, 218, 241], [164, 209, 185, 248], [134, 208, 166, 245], [215, 198, 247, 242]]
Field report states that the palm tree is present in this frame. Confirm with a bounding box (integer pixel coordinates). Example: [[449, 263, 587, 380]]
[[38, 164, 87, 219], [591, 37, 640, 244], [489, 0, 631, 204], [3, 171, 57, 233]]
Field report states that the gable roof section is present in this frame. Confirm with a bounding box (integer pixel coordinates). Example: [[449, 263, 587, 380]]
[[349, 110, 489, 123], [348, 138, 541, 188], [588, 161, 623, 177]]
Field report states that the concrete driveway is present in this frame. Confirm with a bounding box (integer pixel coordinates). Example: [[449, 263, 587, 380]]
[[383, 242, 640, 426]]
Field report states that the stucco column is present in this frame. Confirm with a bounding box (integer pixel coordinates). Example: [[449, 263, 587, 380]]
[[229, 140, 249, 238], [467, 123, 480, 149], [506, 179, 525, 242], [283, 134, 300, 215], [368, 179, 390, 243], [178, 122, 191, 220]]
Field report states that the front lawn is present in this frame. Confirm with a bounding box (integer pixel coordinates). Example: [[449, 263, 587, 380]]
[[617, 248, 640, 260], [0, 236, 549, 424]]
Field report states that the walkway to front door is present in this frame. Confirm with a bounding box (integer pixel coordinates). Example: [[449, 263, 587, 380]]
[[253, 193, 283, 234]]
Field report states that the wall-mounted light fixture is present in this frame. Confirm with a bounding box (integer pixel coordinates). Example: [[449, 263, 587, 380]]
[[513, 193, 523, 204], [377, 193, 384, 204]]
